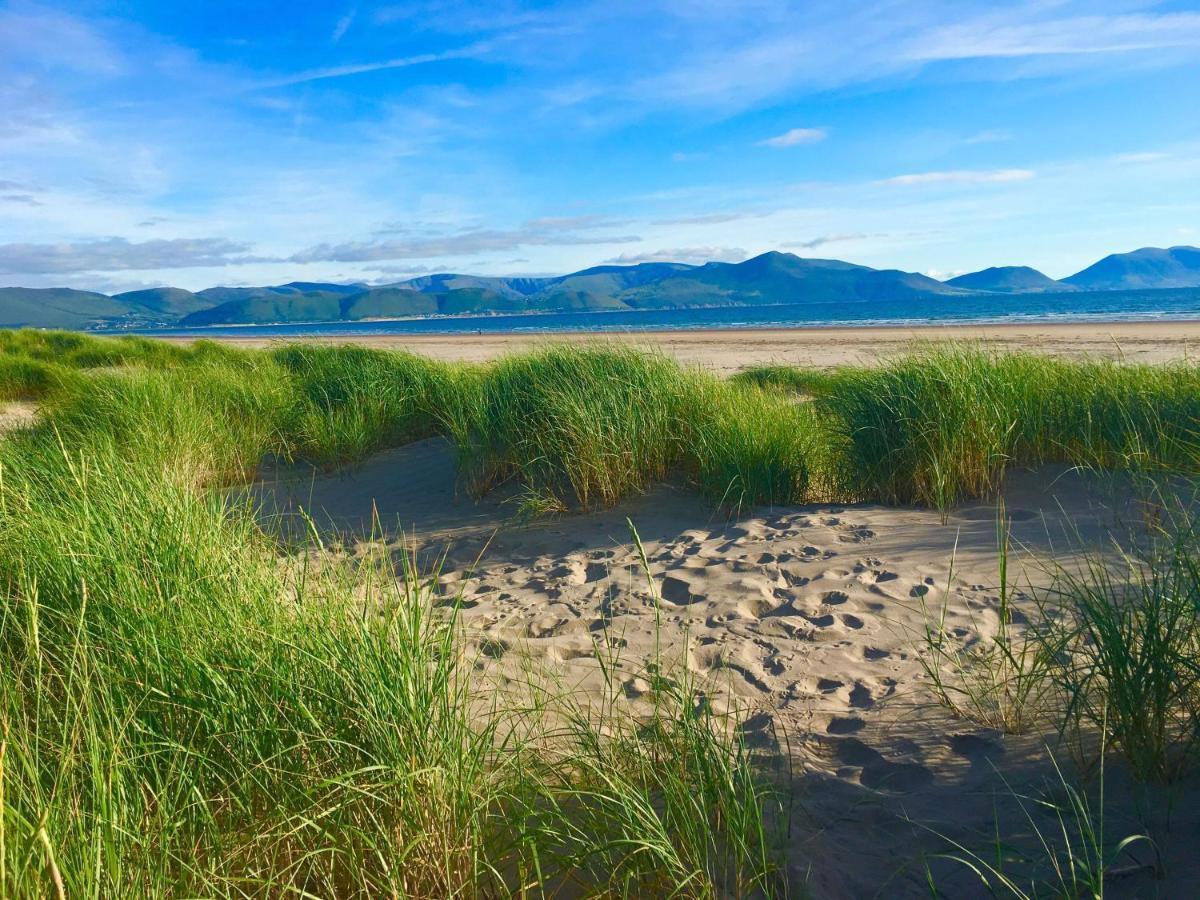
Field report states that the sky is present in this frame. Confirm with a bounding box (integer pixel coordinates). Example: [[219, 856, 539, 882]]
[[2, 0, 1200, 293]]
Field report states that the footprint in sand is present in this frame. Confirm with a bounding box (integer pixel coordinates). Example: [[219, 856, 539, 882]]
[[584, 561, 609, 583], [762, 654, 787, 676], [826, 715, 866, 735], [949, 732, 1006, 765], [848, 682, 876, 708], [526, 616, 570, 638], [837, 526, 876, 544], [660, 574, 707, 606], [835, 738, 934, 792], [623, 676, 651, 698], [741, 595, 776, 618], [478, 637, 509, 659]]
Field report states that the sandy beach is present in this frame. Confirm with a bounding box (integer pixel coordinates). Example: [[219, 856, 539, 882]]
[[250, 443, 1197, 896], [6, 325, 1196, 895], [173, 319, 1200, 372], [236, 320, 1200, 896]]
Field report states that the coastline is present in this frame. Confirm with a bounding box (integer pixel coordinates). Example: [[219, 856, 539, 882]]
[[156, 319, 1200, 372]]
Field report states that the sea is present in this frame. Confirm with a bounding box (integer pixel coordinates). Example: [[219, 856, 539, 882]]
[[125, 288, 1200, 339]]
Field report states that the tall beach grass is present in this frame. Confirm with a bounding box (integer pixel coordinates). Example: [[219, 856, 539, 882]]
[[2, 330, 1199, 894]]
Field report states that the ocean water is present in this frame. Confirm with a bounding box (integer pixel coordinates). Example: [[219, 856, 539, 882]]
[[127, 288, 1200, 339]]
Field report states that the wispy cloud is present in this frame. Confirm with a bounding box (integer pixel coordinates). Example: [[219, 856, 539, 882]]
[[0, 237, 265, 275], [523, 214, 629, 230], [907, 12, 1200, 61], [965, 129, 1013, 145], [602, 247, 746, 265], [1113, 151, 1170, 164], [292, 226, 641, 263], [879, 168, 1035, 186], [255, 42, 489, 88], [758, 127, 827, 148], [782, 233, 871, 250], [654, 211, 763, 226], [0, 3, 124, 75], [331, 7, 357, 43]]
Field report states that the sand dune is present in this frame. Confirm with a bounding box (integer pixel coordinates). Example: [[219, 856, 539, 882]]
[[252, 441, 1197, 895]]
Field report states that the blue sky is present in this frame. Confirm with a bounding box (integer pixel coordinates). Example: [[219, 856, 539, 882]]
[[2, 0, 1200, 291]]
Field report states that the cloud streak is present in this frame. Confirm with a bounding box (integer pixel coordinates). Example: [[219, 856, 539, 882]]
[[602, 246, 747, 265], [292, 227, 641, 262], [758, 127, 827, 148], [782, 233, 871, 250], [0, 238, 263, 275], [255, 42, 489, 88], [879, 168, 1035, 186], [907, 12, 1200, 61]]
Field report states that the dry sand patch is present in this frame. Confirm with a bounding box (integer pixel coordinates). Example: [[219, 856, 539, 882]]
[[250, 449, 1199, 895]]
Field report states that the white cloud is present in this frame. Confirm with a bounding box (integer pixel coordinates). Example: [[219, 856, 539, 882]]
[[654, 211, 763, 226], [0, 4, 123, 75], [907, 12, 1200, 61], [292, 226, 642, 263], [0, 237, 264, 275], [332, 7, 357, 43], [880, 168, 1035, 186], [255, 42, 489, 88], [602, 246, 747, 265], [782, 233, 872, 250], [965, 129, 1013, 145], [925, 268, 966, 281], [757, 127, 827, 148]]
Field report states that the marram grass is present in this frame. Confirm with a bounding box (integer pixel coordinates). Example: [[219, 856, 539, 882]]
[[3, 333, 1197, 511], [0, 334, 790, 897], [1, 330, 1199, 894]]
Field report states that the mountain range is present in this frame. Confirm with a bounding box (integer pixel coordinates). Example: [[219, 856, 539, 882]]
[[2, 245, 1198, 330]]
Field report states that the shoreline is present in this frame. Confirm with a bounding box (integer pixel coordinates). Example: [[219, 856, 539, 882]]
[[155, 319, 1200, 372]]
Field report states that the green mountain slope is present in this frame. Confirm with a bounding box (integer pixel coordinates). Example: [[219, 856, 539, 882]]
[[180, 292, 347, 326], [5, 245, 1200, 330], [0, 287, 143, 329], [111, 287, 210, 317], [946, 266, 1070, 293], [1064, 246, 1200, 290]]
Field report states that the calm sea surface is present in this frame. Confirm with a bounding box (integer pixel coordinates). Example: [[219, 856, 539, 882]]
[[125, 288, 1200, 339]]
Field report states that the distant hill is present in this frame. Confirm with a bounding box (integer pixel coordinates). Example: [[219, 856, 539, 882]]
[[111, 287, 211, 317], [1064, 246, 1200, 290], [4, 245, 1200, 330], [398, 274, 556, 299], [946, 266, 1070, 293], [182, 291, 348, 327], [178, 252, 968, 325], [0, 287, 144, 329]]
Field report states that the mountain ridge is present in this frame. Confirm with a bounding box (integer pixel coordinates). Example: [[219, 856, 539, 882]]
[[1063, 246, 1200, 291], [945, 266, 1071, 293], [2, 245, 1197, 329]]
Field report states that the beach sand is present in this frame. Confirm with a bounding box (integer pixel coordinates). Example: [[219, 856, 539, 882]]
[[251, 440, 1197, 896], [176, 319, 1200, 372], [133, 323, 1200, 893]]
